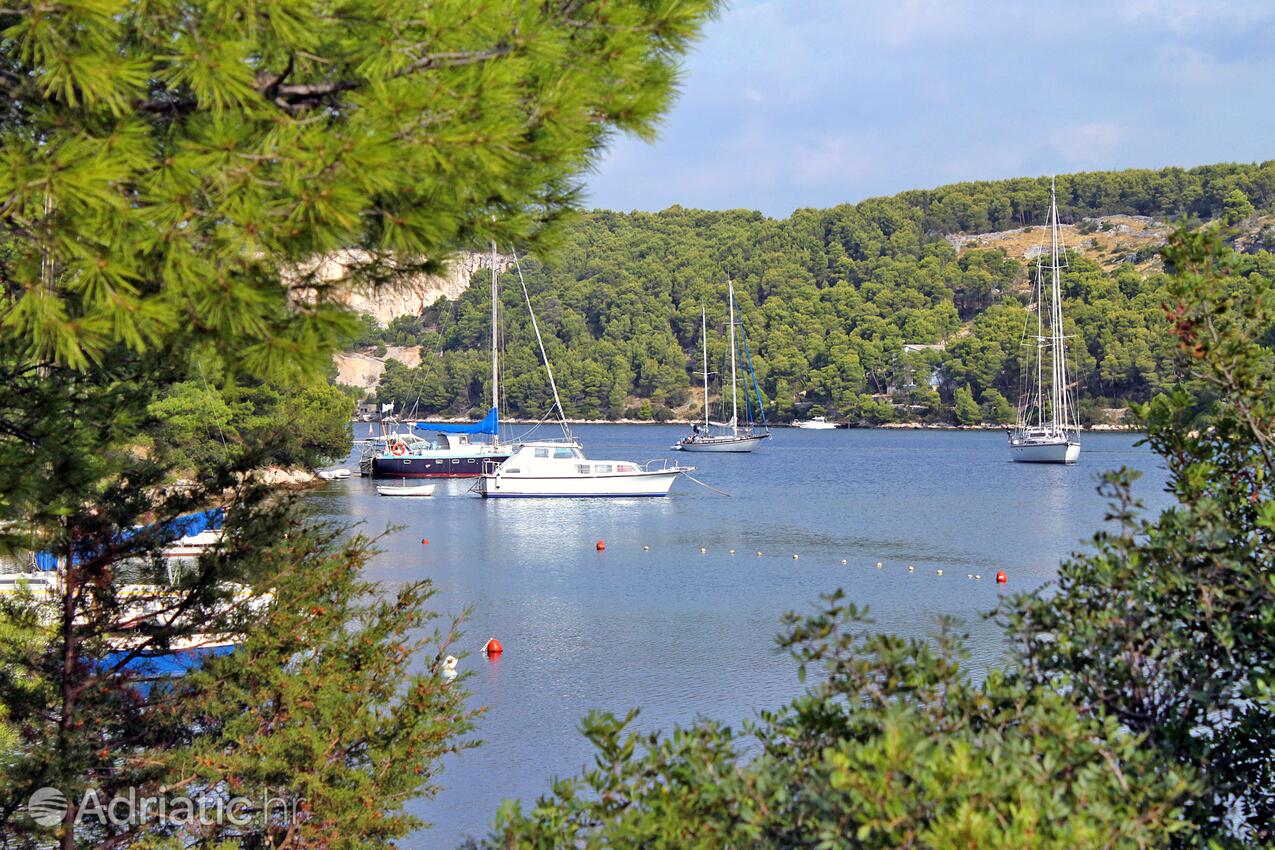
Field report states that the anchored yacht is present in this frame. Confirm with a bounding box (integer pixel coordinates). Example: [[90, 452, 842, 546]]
[[1009, 179, 1081, 464], [793, 416, 838, 430], [675, 281, 770, 453], [475, 250, 692, 498], [476, 440, 689, 498]]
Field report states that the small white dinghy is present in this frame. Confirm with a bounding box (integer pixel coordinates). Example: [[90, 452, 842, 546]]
[[317, 468, 351, 480], [376, 483, 436, 497]]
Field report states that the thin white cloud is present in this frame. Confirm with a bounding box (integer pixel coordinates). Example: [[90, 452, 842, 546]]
[[1047, 122, 1132, 164], [586, 0, 1275, 215]]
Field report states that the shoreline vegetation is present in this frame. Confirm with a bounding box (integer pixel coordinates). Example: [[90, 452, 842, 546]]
[[356, 161, 1275, 433], [399, 417, 1141, 431]]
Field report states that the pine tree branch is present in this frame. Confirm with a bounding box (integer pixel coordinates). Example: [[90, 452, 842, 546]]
[[139, 43, 517, 116]]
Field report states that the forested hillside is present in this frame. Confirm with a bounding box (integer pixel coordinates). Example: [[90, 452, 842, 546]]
[[363, 161, 1275, 424]]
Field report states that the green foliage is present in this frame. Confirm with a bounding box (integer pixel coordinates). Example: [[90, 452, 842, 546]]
[[1002, 228, 1275, 845], [980, 387, 1014, 424], [147, 380, 354, 470], [0, 0, 720, 379], [0, 493, 475, 848], [373, 164, 1273, 422], [0, 1, 720, 846], [952, 384, 981, 424], [1223, 188, 1256, 225], [478, 599, 1191, 849]]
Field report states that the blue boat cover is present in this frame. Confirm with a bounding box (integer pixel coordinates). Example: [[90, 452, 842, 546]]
[[33, 508, 225, 571], [102, 644, 235, 680], [416, 406, 499, 436]]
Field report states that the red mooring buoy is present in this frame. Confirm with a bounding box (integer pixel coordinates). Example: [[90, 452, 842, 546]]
[[484, 638, 503, 655], [995, 570, 1008, 584], [421, 538, 430, 545], [596, 540, 606, 551]]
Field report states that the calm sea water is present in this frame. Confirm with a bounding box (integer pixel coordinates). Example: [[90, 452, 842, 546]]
[[309, 425, 1173, 848]]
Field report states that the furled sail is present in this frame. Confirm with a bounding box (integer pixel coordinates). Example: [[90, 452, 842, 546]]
[[416, 406, 499, 436]]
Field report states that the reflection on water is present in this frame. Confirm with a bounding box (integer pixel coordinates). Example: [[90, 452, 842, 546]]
[[309, 425, 1172, 848]]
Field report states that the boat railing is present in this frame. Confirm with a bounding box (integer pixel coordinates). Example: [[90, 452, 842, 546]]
[[641, 459, 680, 472]]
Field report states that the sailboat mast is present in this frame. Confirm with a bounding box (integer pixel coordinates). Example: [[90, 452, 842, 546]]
[[490, 241, 500, 446], [1035, 255, 1044, 429], [701, 306, 710, 430], [728, 279, 739, 435], [1049, 181, 1065, 432]]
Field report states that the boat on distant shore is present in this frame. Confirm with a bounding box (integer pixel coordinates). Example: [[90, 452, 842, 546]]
[[793, 416, 839, 430], [674, 281, 770, 453], [1009, 179, 1081, 464]]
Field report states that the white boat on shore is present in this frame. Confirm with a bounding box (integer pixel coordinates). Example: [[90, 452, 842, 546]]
[[793, 416, 838, 430], [317, 467, 351, 480], [376, 483, 436, 497], [476, 440, 690, 498]]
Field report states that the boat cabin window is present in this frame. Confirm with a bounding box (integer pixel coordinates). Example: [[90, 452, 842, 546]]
[[617, 464, 635, 473], [534, 448, 550, 458], [553, 448, 576, 459], [594, 464, 612, 474], [577, 464, 591, 475]]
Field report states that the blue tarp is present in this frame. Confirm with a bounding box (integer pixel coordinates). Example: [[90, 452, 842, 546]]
[[102, 644, 235, 680], [416, 406, 499, 436], [33, 508, 225, 571]]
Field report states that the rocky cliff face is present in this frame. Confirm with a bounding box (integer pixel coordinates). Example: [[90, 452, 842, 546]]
[[303, 248, 508, 326], [333, 345, 422, 391]]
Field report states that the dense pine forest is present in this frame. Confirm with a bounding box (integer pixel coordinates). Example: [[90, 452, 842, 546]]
[[364, 161, 1275, 424]]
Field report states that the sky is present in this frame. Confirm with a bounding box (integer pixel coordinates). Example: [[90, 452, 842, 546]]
[[583, 0, 1275, 217]]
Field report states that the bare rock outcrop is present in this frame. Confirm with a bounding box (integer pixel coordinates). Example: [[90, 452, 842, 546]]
[[333, 345, 423, 391], [299, 249, 509, 326]]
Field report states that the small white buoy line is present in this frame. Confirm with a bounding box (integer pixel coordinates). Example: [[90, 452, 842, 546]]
[[609, 542, 1009, 585], [679, 471, 732, 496]]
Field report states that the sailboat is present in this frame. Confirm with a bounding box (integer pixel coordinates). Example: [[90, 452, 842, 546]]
[[368, 243, 513, 477], [674, 280, 770, 452], [1008, 179, 1081, 464], [475, 251, 693, 497]]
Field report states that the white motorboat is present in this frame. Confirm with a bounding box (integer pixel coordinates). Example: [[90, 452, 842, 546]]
[[476, 440, 690, 498], [316, 467, 351, 480], [675, 283, 770, 453], [793, 416, 837, 430], [1009, 178, 1081, 465], [475, 251, 693, 498], [376, 483, 436, 497]]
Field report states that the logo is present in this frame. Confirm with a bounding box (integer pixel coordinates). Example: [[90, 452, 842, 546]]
[[27, 787, 67, 828]]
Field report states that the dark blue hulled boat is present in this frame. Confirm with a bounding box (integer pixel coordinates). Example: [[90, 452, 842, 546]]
[[369, 407, 511, 478], [364, 242, 513, 479]]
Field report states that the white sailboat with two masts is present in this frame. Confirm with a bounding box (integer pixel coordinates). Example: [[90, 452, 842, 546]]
[[1009, 179, 1081, 464], [674, 279, 770, 453]]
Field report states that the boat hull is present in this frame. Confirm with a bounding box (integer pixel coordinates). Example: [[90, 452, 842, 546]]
[[1010, 440, 1081, 464], [675, 433, 769, 452], [371, 453, 510, 478], [377, 484, 436, 497], [794, 422, 838, 430], [477, 471, 682, 498]]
